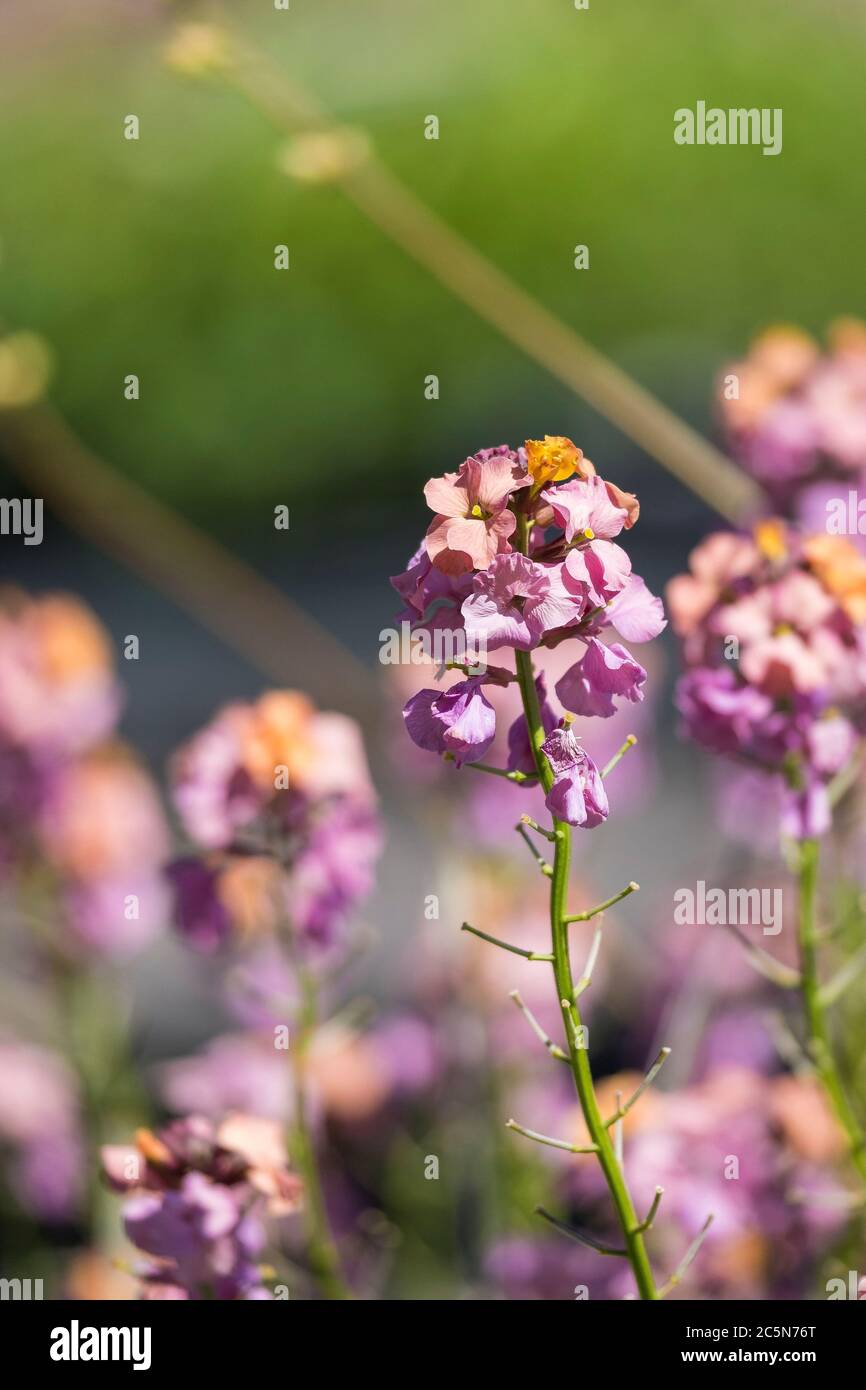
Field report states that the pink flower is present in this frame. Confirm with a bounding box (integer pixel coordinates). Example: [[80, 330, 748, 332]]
[[806, 714, 857, 776], [169, 692, 382, 955], [669, 521, 866, 838], [403, 677, 496, 766], [540, 726, 609, 828], [0, 1045, 83, 1222], [390, 543, 473, 635], [605, 575, 667, 643], [461, 553, 585, 651], [540, 474, 630, 542], [424, 447, 530, 574], [781, 778, 831, 840], [101, 1115, 301, 1300], [667, 533, 760, 639], [563, 538, 632, 607], [0, 591, 120, 759], [160, 1035, 292, 1123], [555, 638, 646, 718], [738, 630, 828, 697], [36, 746, 171, 958]]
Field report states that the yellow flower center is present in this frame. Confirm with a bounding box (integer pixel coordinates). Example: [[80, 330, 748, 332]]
[[525, 435, 582, 484]]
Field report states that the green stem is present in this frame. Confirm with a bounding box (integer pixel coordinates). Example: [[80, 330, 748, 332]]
[[796, 838, 866, 1189], [292, 971, 353, 1299], [513, 511, 657, 1299]]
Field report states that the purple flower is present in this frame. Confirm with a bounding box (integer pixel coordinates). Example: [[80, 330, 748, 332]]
[[168, 693, 382, 957], [540, 726, 609, 828], [676, 667, 775, 756], [462, 553, 585, 651], [424, 447, 531, 575], [555, 638, 646, 718], [166, 857, 231, 954], [124, 1171, 239, 1256], [160, 1036, 291, 1123], [102, 1114, 302, 1300], [781, 778, 832, 841], [605, 575, 667, 643], [403, 677, 496, 766], [63, 873, 169, 958], [170, 706, 263, 850], [0, 592, 121, 762], [806, 714, 857, 776], [0, 1044, 83, 1223], [289, 797, 383, 946], [390, 543, 473, 636], [563, 538, 632, 607], [541, 474, 629, 542]]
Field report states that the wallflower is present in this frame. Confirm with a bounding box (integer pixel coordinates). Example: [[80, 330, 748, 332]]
[[37, 745, 170, 956], [101, 1115, 302, 1300], [719, 321, 866, 505], [0, 1044, 83, 1222], [0, 589, 120, 759], [390, 542, 474, 637], [424, 446, 531, 574], [604, 575, 667, 643], [462, 553, 584, 651], [668, 522, 866, 838], [540, 726, 609, 828], [160, 1035, 292, 1123], [540, 474, 631, 541], [403, 678, 496, 766], [555, 638, 646, 718], [398, 438, 663, 827], [168, 691, 381, 955]]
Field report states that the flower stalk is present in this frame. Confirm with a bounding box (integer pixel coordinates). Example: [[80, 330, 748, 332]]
[[796, 837, 866, 1190], [512, 579, 659, 1298], [291, 969, 353, 1300]]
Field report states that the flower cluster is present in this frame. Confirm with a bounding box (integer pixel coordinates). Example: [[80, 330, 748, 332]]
[[392, 438, 665, 825], [0, 1044, 83, 1222], [101, 1115, 302, 1299], [0, 589, 168, 956], [167, 690, 382, 955], [667, 522, 866, 837], [719, 321, 866, 506]]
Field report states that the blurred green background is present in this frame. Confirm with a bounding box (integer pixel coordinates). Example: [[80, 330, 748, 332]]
[[1, 0, 863, 536]]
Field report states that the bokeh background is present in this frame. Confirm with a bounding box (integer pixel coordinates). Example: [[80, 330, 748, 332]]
[[1, 0, 865, 1300]]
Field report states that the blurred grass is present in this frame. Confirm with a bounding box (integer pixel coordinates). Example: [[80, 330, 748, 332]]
[[1, 0, 864, 523]]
